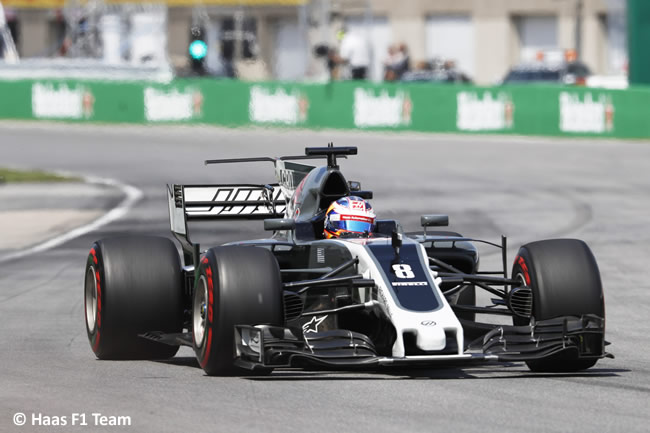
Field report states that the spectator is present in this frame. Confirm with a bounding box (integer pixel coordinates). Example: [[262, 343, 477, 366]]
[[400, 57, 472, 83], [397, 43, 410, 75], [384, 43, 410, 81], [442, 59, 471, 83], [314, 44, 340, 81], [383, 44, 399, 81], [330, 27, 370, 80]]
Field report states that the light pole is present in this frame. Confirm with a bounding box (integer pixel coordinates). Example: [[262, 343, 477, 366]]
[[575, 0, 583, 60]]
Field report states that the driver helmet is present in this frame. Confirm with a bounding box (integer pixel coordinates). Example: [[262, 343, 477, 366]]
[[324, 196, 376, 239]]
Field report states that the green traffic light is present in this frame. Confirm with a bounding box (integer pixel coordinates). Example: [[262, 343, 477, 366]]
[[189, 40, 208, 60]]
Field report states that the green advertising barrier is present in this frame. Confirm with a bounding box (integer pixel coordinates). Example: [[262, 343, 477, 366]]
[[240, 81, 649, 138], [0, 79, 145, 123], [2, 77, 650, 139]]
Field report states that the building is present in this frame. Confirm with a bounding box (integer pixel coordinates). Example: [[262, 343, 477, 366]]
[[1, 0, 627, 84], [337, 0, 627, 83]]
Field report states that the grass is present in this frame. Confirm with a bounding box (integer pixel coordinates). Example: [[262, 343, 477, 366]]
[[0, 168, 80, 183]]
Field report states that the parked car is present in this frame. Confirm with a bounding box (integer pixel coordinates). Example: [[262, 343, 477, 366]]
[[401, 59, 471, 84], [502, 61, 591, 85]]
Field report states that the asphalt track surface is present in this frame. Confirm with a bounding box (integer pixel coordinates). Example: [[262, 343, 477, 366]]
[[1, 123, 649, 433]]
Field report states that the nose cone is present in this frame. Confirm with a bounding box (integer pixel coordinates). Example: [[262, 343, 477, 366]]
[[409, 322, 447, 352]]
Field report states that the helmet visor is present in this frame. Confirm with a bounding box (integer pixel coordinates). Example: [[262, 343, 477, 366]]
[[328, 215, 374, 234]]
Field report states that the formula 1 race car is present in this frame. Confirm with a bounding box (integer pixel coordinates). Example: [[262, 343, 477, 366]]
[[84, 145, 611, 375]]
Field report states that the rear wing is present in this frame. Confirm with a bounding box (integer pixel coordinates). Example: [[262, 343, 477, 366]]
[[179, 183, 285, 221], [168, 183, 285, 263]]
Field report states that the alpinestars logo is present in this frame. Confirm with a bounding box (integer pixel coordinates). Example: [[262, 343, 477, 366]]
[[302, 316, 327, 334]]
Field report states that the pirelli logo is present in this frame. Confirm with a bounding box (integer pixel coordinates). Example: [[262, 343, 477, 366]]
[[392, 281, 428, 287]]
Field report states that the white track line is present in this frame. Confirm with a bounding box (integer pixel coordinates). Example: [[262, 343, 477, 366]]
[[0, 175, 143, 263]]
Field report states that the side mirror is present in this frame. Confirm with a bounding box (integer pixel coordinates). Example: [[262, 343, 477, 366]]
[[264, 218, 295, 231], [420, 214, 449, 227], [348, 181, 361, 192]]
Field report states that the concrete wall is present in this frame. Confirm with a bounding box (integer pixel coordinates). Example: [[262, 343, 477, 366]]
[[15, 9, 49, 57]]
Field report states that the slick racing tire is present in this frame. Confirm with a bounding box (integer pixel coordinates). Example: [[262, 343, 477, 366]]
[[511, 239, 604, 372], [193, 246, 283, 376], [84, 236, 183, 360]]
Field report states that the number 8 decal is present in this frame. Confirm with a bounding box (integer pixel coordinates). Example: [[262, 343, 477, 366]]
[[392, 264, 415, 279]]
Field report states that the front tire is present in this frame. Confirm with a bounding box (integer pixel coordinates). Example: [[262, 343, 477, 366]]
[[512, 239, 604, 372], [84, 236, 184, 360], [193, 246, 283, 376]]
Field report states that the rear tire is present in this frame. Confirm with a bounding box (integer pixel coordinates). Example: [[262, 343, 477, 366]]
[[193, 246, 283, 376], [511, 239, 604, 372], [84, 236, 183, 360]]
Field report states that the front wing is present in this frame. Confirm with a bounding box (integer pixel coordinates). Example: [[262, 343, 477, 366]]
[[233, 315, 610, 370]]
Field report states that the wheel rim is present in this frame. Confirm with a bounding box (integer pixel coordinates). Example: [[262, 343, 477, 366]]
[[515, 272, 527, 287], [193, 275, 208, 347], [85, 266, 98, 333]]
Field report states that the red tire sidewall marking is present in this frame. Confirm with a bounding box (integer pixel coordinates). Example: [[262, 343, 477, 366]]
[[515, 254, 531, 286], [199, 256, 214, 368], [87, 247, 103, 354]]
